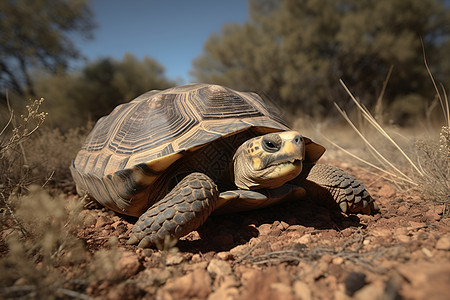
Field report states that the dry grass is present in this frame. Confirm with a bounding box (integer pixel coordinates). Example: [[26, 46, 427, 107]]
[[324, 61, 449, 210]]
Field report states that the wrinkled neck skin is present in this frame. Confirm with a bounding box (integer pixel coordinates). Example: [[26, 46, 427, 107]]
[[232, 132, 305, 190]]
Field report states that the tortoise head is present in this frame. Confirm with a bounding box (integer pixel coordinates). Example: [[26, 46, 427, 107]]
[[233, 131, 325, 190]]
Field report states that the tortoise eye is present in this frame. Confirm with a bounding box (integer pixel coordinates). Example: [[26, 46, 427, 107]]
[[262, 138, 281, 153]]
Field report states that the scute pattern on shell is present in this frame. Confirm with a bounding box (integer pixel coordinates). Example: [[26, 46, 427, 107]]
[[70, 83, 289, 216], [75, 83, 288, 178]]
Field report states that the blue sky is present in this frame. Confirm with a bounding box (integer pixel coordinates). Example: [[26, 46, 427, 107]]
[[75, 0, 249, 83]]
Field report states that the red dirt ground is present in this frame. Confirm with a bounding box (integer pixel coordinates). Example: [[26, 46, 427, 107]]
[[75, 161, 449, 300]]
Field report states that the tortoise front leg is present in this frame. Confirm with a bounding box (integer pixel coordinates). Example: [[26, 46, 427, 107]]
[[127, 172, 219, 248], [299, 164, 379, 214]]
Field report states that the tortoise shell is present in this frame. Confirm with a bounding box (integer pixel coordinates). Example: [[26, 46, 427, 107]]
[[70, 83, 321, 216]]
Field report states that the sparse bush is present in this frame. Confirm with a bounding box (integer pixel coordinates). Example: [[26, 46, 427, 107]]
[[0, 187, 89, 299], [1, 98, 48, 232], [0, 98, 94, 299], [24, 124, 92, 189]]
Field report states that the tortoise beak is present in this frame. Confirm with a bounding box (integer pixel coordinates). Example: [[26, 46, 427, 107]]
[[265, 131, 305, 168]]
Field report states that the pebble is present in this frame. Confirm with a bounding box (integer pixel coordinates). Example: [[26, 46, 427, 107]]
[[191, 253, 202, 262], [258, 223, 272, 235], [296, 233, 312, 244], [394, 228, 410, 243], [286, 224, 304, 231], [344, 272, 366, 296], [207, 287, 239, 300], [435, 235, 450, 250], [216, 251, 233, 260], [293, 280, 312, 300], [270, 282, 293, 299], [82, 211, 97, 226], [398, 262, 450, 300], [353, 282, 384, 300], [230, 244, 249, 257], [207, 259, 232, 278], [116, 251, 141, 279], [332, 257, 344, 265], [421, 247, 433, 258], [184, 261, 208, 272], [94, 215, 111, 228], [276, 221, 289, 231], [166, 253, 185, 265], [163, 268, 212, 299]]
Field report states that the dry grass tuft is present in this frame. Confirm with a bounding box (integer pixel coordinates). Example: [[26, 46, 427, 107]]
[[328, 60, 449, 210]]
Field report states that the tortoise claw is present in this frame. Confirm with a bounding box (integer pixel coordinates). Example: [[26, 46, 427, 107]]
[[127, 234, 139, 245], [339, 201, 348, 213]]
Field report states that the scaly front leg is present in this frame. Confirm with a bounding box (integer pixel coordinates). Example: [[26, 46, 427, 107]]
[[127, 172, 219, 248], [300, 164, 379, 214]]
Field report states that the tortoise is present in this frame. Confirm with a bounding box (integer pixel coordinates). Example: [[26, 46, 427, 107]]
[[70, 83, 377, 248]]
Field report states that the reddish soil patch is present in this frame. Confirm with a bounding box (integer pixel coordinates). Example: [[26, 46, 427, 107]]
[[76, 162, 450, 300]]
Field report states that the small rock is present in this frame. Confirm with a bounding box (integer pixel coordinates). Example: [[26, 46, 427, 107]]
[[230, 244, 249, 257], [407, 221, 426, 231], [191, 253, 202, 262], [398, 262, 450, 300], [435, 235, 450, 250], [321, 254, 333, 263], [354, 282, 384, 300], [220, 275, 240, 289], [421, 247, 433, 258], [344, 272, 367, 296], [258, 223, 272, 235], [332, 257, 344, 265], [286, 224, 304, 232], [269, 228, 283, 236], [293, 280, 312, 300], [276, 221, 289, 231], [396, 206, 409, 216], [106, 281, 142, 300], [139, 268, 172, 288], [216, 251, 233, 260], [163, 268, 212, 299], [394, 228, 410, 243], [371, 228, 391, 238], [95, 216, 111, 228], [296, 233, 312, 244], [207, 259, 232, 278], [116, 251, 141, 279], [166, 253, 185, 265], [82, 211, 97, 226], [207, 287, 239, 300], [270, 282, 293, 299], [184, 261, 208, 272]]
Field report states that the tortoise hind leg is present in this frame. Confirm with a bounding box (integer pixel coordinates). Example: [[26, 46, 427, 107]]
[[127, 172, 219, 248], [300, 164, 379, 214]]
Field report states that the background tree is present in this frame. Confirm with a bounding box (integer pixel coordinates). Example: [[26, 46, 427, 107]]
[[34, 53, 176, 131], [0, 0, 95, 98], [192, 0, 450, 124]]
